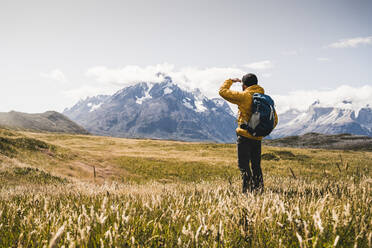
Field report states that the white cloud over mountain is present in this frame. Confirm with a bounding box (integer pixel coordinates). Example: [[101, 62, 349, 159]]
[[86, 64, 174, 85], [72, 64, 372, 116], [328, 36, 372, 48], [85, 63, 247, 100], [62, 85, 113, 103], [273, 85, 372, 114]]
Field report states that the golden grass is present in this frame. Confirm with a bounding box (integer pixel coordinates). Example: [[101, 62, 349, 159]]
[[18, 131, 372, 183], [0, 129, 371, 247]]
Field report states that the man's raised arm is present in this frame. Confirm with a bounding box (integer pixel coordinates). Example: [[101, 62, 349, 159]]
[[219, 78, 245, 105]]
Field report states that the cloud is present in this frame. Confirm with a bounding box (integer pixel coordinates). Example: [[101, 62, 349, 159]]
[[63, 85, 110, 100], [85, 63, 250, 99], [40, 69, 67, 82], [86, 64, 175, 85], [272, 85, 372, 114], [73, 64, 372, 118], [83, 63, 263, 115], [244, 60, 273, 70], [317, 57, 331, 62], [172, 66, 247, 97], [328, 36, 372, 48], [62, 85, 118, 109]]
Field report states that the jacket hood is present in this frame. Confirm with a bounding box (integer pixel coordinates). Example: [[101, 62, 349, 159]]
[[245, 84, 264, 94]]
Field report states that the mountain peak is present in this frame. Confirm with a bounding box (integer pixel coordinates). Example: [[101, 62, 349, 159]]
[[155, 72, 173, 85], [311, 99, 320, 106], [272, 105, 372, 138], [63, 81, 236, 142]]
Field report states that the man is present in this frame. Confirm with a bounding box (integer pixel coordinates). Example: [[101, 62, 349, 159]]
[[219, 73, 278, 193]]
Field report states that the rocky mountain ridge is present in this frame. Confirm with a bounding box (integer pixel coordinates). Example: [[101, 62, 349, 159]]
[[271, 101, 372, 138], [63, 77, 237, 142]]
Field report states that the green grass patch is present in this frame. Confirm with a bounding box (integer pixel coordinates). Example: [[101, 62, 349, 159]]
[[0, 167, 68, 187], [0, 128, 17, 137], [114, 156, 239, 183], [0, 136, 56, 157]]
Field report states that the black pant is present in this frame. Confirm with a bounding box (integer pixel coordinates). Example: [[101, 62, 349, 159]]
[[237, 135, 263, 193]]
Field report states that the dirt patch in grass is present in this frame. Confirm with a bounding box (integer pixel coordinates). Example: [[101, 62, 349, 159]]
[[262, 153, 280, 161], [274, 150, 295, 159], [270, 150, 311, 162]]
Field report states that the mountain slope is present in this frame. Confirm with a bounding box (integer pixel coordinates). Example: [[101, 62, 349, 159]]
[[63, 95, 110, 122], [0, 111, 89, 134], [271, 102, 372, 138], [63, 77, 236, 142]]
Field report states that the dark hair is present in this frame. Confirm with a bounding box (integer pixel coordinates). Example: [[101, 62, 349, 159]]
[[242, 73, 258, 87]]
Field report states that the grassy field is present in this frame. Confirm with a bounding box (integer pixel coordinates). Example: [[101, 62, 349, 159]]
[[0, 128, 371, 247]]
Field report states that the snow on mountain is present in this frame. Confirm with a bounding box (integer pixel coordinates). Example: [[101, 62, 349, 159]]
[[356, 107, 372, 130], [163, 87, 173, 95], [88, 102, 103, 112], [135, 83, 153, 104], [63, 77, 236, 142], [64, 83, 372, 141], [63, 94, 110, 121], [271, 100, 372, 138], [211, 98, 235, 116], [277, 109, 302, 126]]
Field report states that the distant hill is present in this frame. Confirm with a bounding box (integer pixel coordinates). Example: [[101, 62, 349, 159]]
[[63, 76, 236, 142], [0, 111, 89, 134], [264, 132, 372, 151]]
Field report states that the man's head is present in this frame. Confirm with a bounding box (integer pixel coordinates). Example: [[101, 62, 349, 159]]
[[242, 73, 258, 90]]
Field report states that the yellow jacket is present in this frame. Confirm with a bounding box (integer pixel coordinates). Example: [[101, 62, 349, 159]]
[[219, 79, 278, 140]]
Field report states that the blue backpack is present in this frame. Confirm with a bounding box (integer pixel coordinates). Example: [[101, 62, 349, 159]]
[[241, 93, 276, 137]]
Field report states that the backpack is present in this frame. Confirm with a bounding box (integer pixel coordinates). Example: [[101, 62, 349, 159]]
[[241, 93, 276, 137]]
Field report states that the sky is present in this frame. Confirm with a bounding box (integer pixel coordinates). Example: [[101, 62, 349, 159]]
[[0, 0, 371, 114]]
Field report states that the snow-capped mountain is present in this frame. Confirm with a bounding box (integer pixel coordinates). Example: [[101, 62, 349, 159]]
[[63, 76, 237, 142], [271, 101, 372, 138], [63, 95, 110, 121]]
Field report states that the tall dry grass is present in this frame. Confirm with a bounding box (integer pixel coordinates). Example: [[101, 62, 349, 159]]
[[1, 176, 371, 247], [1, 129, 371, 247]]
